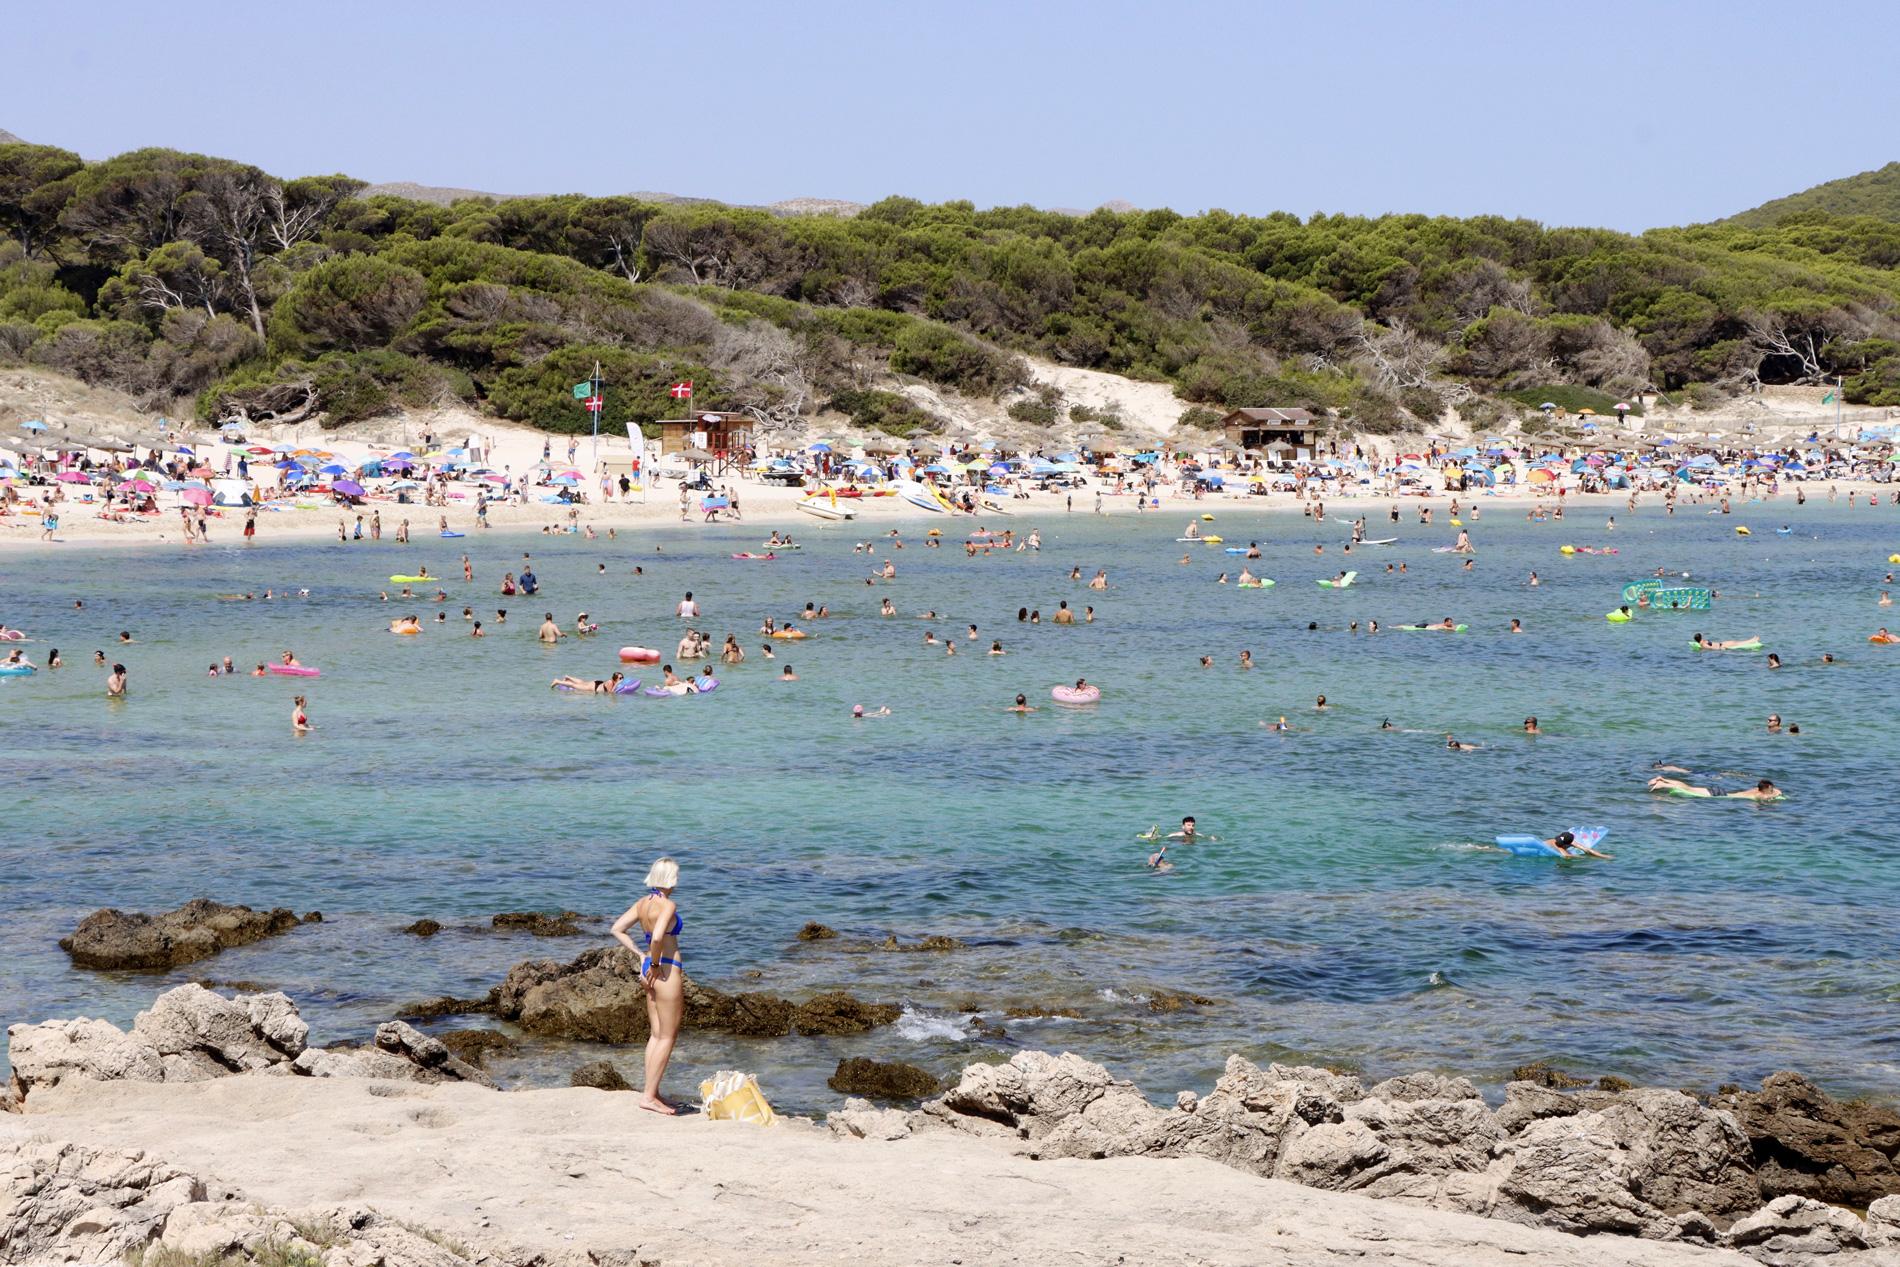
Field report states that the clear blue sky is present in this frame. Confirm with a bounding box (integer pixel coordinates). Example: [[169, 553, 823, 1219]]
[[9, 0, 1896, 232]]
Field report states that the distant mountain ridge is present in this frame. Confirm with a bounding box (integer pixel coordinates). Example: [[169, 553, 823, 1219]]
[[1722, 161, 1900, 227], [358, 180, 870, 218]]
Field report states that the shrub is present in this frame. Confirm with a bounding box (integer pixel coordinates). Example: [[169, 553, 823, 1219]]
[[825, 388, 937, 437], [1006, 397, 1059, 426], [889, 322, 1029, 396]]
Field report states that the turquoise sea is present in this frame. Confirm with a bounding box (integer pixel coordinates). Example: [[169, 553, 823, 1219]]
[[2, 498, 1898, 1109]]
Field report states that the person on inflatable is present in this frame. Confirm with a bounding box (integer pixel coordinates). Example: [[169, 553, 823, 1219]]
[[1543, 830, 1611, 859]]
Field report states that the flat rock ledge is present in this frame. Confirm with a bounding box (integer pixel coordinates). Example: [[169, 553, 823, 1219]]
[[827, 1050, 1900, 1266]]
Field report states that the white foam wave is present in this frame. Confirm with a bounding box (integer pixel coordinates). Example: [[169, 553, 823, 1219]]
[[895, 1006, 972, 1041]]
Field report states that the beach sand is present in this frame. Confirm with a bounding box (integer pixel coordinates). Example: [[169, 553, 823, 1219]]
[[4, 1075, 1758, 1267]]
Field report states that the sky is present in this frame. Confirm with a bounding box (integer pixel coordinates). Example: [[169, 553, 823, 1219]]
[[8, 0, 1897, 233]]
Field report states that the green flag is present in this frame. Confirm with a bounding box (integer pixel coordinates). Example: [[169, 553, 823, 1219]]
[[572, 381, 593, 399], [1821, 391, 1835, 404]]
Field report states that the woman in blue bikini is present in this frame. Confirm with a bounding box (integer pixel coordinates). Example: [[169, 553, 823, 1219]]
[[611, 857, 684, 1114]]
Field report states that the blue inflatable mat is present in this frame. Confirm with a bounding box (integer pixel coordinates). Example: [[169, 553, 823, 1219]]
[[1494, 825, 1608, 857]]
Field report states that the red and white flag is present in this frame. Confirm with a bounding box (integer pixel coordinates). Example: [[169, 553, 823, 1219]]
[[583, 395, 603, 412], [669, 381, 693, 400]]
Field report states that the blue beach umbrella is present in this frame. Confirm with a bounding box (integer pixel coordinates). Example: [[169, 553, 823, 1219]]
[[548, 473, 579, 486], [20, 420, 48, 432], [808, 442, 832, 453], [319, 463, 349, 476]]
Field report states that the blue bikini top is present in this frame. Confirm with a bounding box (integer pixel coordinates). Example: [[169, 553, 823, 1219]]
[[641, 888, 682, 944]]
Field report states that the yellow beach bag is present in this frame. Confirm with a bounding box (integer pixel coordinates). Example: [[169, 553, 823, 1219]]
[[700, 1070, 777, 1126]]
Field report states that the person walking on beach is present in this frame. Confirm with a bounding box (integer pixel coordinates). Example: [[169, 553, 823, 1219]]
[[611, 857, 685, 1115]]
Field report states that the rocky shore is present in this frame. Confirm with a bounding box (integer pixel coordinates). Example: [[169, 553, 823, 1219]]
[[5, 983, 1898, 1266]]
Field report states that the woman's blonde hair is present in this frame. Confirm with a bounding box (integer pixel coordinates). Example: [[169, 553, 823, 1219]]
[[644, 856, 680, 890]]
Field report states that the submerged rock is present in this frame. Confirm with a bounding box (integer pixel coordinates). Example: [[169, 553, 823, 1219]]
[[1713, 1071, 1900, 1207], [396, 994, 497, 1019], [570, 1060, 632, 1091], [490, 947, 898, 1042], [796, 922, 838, 940], [402, 918, 443, 937], [491, 910, 589, 937], [434, 1028, 519, 1068], [58, 899, 313, 970], [829, 1057, 940, 1100]]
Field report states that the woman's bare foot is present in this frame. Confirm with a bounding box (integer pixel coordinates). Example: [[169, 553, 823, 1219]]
[[639, 1096, 677, 1115]]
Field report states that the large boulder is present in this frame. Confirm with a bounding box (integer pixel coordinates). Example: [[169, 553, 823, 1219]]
[[491, 947, 897, 1042], [1723, 1194, 1872, 1263], [1713, 1071, 1900, 1207], [1490, 1090, 1757, 1238], [58, 899, 312, 970], [7, 985, 306, 1099], [1284, 1088, 1501, 1210]]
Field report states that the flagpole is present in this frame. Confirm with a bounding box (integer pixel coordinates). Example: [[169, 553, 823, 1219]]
[[591, 360, 601, 474]]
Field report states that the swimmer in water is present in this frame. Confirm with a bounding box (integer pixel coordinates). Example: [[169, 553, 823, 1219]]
[[1523, 716, 1541, 734], [1445, 734, 1479, 751], [292, 695, 310, 733], [1646, 776, 1783, 800], [1006, 693, 1036, 713], [1691, 633, 1761, 650], [1544, 830, 1612, 859]]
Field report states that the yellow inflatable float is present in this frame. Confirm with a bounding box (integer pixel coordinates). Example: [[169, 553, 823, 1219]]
[[1735, 526, 1751, 536]]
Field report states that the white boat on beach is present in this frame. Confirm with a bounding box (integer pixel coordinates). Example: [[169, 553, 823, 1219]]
[[893, 480, 948, 513], [797, 499, 856, 520]]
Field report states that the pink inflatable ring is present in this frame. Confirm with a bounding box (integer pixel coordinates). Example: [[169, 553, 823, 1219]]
[[1051, 684, 1101, 704], [619, 646, 662, 664]]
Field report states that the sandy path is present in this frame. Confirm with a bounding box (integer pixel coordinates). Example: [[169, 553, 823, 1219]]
[[8, 1077, 1757, 1267]]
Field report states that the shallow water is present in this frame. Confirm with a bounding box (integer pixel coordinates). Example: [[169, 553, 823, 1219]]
[[3, 497, 1898, 1110]]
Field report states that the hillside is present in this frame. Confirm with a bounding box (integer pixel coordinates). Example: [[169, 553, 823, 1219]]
[[1724, 161, 1900, 228], [3, 139, 1899, 444]]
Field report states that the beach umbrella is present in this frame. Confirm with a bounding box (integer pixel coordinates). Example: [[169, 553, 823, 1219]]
[[548, 473, 580, 485], [807, 442, 832, 453], [921, 463, 949, 474], [180, 487, 213, 506], [332, 479, 366, 496], [20, 420, 48, 432], [319, 463, 349, 476], [273, 458, 301, 470], [119, 478, 157, 493], [389, 451, 415, 460], [1538, 402, 1556, 412], [389, 479, 419, 489], [271, 444, 293, 453], [56, 470, 94, 483], [481, 473, 507, 483], [246, 446, 272, 455]]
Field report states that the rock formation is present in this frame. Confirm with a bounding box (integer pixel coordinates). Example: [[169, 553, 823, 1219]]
[[1714, 1072, 1900, 1207], [6, 987, 489, 1103], [883, 1050, 1900, 1264], [58, 900, 316, 970], [0, 1136, 486, 1266]]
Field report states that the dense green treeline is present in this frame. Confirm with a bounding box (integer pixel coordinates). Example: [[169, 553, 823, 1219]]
[[2, 142, 1898, 437]]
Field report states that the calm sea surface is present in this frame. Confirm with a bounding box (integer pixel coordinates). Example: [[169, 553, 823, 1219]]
[[3, 498, 1897, 1110]]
